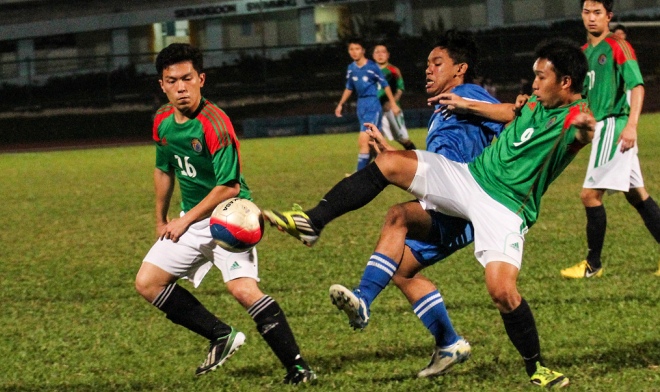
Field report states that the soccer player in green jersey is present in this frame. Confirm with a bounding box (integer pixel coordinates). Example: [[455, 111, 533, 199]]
[[372, 44, 416, 151], [134, 43, 315, 384], [265, 39, 595, 388], [561, 0, 660, 279]]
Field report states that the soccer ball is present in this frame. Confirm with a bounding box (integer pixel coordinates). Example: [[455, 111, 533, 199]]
[[210, 198, 264, 253]]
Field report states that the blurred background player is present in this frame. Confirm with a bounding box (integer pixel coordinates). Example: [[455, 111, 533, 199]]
[[561, 0, 660, 278], [266, 39, 596, 388], [134, 43, 315, 384], [329, 31, 504, 378], [335, 37, 401, 172], [372, 44, 416, 151], [612, 23, 627, 40]]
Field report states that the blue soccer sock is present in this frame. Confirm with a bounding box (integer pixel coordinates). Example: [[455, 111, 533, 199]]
[[357, 252, 399, 308], [413, 290, 459, 348], [357, 153, 370, 171]]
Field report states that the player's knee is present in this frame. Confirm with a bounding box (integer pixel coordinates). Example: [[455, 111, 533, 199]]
[[226, 279, 262, 307], [625, 187, 648, 205], [580, 188, 602, 205], [383, 204, 408, 229], [134, 274, 160, 302], [487, 285, 520, 313]]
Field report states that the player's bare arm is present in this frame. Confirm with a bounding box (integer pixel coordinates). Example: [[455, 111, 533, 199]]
[[429, 92, 517, 123], [335, 89, 353, 117], [165, 182, 241, 243], [618, 84, 644, 152], [154, 168, 175, 239], [383, 86, 401, 116]]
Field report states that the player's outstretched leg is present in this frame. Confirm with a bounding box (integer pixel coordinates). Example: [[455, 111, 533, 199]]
[[417, 338, 471, 378], [529, 362, 570, 388], [329, 284, 370, 330], [264, 155, 413, 246], [195, 327, 246, 376], [262, 204, 320, 247]]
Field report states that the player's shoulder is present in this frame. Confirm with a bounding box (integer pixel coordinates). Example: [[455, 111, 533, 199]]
[[454, 83, 500, 104], [198, 100, 233, 131], [386, 64, 402, 76], [153, 103, 175, 125], [604, 35, 637, 61]]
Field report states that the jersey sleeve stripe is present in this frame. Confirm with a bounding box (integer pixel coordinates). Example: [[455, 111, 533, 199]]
[[152, 104, 175, 142], [200, 104, 236, 155]]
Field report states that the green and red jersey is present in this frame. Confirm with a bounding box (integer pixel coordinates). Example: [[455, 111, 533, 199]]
[[378, 64, 405, 105], [582, 34, 644, 121], [469, 96, 591, 227], [153, 98, 251, 212]]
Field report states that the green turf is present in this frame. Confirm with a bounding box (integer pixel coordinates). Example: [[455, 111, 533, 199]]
[[1, 114, 659, 391]]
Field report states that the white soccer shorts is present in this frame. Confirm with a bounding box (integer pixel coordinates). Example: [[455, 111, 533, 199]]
[[143, 215, 259, 288], [408, 150, 525, 269], [380, 110, 410, 142], [583, 116, 644, 192]]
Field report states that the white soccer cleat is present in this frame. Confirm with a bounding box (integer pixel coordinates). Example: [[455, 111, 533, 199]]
[[329, 284, 370, 330], [417, 338, 471, 378]]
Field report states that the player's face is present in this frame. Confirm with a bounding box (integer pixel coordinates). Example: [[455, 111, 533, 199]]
[[582, 1, 612, 37], [348, 43, 365, 61], [372, 45, 389, 65], [425, 47, 463, 96], [613, 29, 626, 40], [159, 61, 205, 116], [532, 58, 567, 109]]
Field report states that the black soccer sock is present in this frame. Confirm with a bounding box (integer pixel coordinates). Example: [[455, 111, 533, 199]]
[[248, 295, 307, 370], [402, 140, 417, 150], [306, 162, 390, 231], [153, 283, 231, 341], [633, 197, 660, 243], [500, 298, 542, 377], [585, 205, 607, 269]]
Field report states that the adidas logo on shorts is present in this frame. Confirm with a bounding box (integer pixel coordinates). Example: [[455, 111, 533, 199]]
[[230, 261, 241, 271]]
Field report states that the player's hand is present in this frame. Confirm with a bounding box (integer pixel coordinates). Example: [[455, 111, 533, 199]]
[[159, 217, 190, 243], [570, 112, 596, 144], [617, 123, 637, 152], [364, 123, 394, 153], [391, 103, 401, 116], [428, 93, 469, 114], [514, 94, 530, 115], [335, 104, 343, 117]]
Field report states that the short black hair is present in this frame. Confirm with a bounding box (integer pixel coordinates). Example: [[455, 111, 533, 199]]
[[434, 30, 479, 82], [347, 37, 365, 48], [155, 43, 204, 76], [582, 0, 613, 13], [613, 24, 627, 33], [535, 38, 588, 94]]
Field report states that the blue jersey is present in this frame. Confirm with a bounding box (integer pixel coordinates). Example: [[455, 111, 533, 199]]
[[426, 84, 504, 163], [345, 60, 389, 99], [407, 83, 503, 265]]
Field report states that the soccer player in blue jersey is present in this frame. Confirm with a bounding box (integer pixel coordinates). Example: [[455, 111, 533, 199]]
[[266, 39, 596, 388], [329, 31, 504, 378], [335, 37, 401, 172]]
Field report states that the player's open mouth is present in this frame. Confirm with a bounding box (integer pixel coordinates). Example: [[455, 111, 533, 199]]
[[425, 80, 434, 89]]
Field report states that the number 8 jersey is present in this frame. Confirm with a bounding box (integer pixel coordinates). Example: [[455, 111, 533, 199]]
[[153, 98, 251, 212]]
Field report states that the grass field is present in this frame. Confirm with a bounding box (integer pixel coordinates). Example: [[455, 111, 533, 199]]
[[1, 113, 659, 391]]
